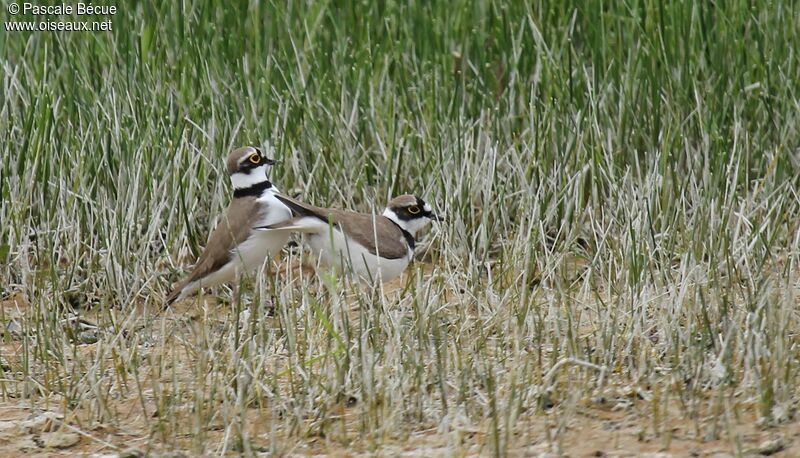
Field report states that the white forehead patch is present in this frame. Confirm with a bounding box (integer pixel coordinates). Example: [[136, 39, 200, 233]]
[[423, 202, 432, 213]]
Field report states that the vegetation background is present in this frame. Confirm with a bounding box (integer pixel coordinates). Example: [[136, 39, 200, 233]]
[[1, 0, 799, 455]]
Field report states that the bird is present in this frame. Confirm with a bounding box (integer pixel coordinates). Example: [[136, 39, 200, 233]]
[[165, 146, 292, 305], [256, 193, 443, 283]]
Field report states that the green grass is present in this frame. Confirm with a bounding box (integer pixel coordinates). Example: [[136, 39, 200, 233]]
[[1, 0, 799, 455]]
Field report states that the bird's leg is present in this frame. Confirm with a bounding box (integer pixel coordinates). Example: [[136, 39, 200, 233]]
[[232, 282, 239, 307]]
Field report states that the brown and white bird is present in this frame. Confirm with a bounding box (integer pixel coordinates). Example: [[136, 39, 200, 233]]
[[165, 146, 292, 305], [256, 194, 443, 282]]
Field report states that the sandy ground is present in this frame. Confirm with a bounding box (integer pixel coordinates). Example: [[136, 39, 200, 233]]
[[2, 286, 799, 457], [0, 397, 797, 456]]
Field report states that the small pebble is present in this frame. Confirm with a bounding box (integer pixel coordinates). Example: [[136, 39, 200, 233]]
[[41, 431, 80, 449], [119, 447, 146, 458], [757, 437, 787, 456], [20, 412, 61, 433], [78, 330, 99, 344]]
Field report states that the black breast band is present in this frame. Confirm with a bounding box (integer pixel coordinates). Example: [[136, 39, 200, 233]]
[[233, 180, 273, 198], [387, 219, 416, 251]]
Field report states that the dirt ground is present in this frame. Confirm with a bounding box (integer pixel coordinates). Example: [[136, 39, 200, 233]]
[[0, 398, 798, 456], [2, 290, 799, 457]]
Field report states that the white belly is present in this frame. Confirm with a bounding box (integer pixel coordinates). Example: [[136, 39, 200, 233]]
[[174, 193, 292, 302], [235, 230, 290, 272], [234, 194, 292, 272], [177, 237, 282, 301], [306, 228, 411, 283]]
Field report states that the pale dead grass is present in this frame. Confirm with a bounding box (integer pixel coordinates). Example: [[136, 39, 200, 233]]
[[2, 261, 799, 457]]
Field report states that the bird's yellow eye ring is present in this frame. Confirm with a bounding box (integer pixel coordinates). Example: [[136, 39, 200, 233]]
[[249, 154, 261, 164], [408, 206, 421, 215]]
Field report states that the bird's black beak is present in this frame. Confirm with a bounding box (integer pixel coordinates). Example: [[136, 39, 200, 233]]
[[430, 213, 445, 222], [255, 148, 277, 165]]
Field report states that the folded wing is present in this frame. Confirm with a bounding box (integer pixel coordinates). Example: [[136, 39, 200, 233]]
[[258, 194, 410, 259]]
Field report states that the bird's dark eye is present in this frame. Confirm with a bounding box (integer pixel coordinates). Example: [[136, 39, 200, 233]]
[[249, 154, 261, 164], [408, 206, 421, 215]]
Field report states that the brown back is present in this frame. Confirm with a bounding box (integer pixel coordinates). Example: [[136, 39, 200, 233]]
[[166, 197, 262, 302], [275, 194, 410, 259]]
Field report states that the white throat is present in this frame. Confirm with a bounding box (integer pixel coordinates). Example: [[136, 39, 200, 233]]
[[231, 165, 270, 190], [383, 208, 426, 237]]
